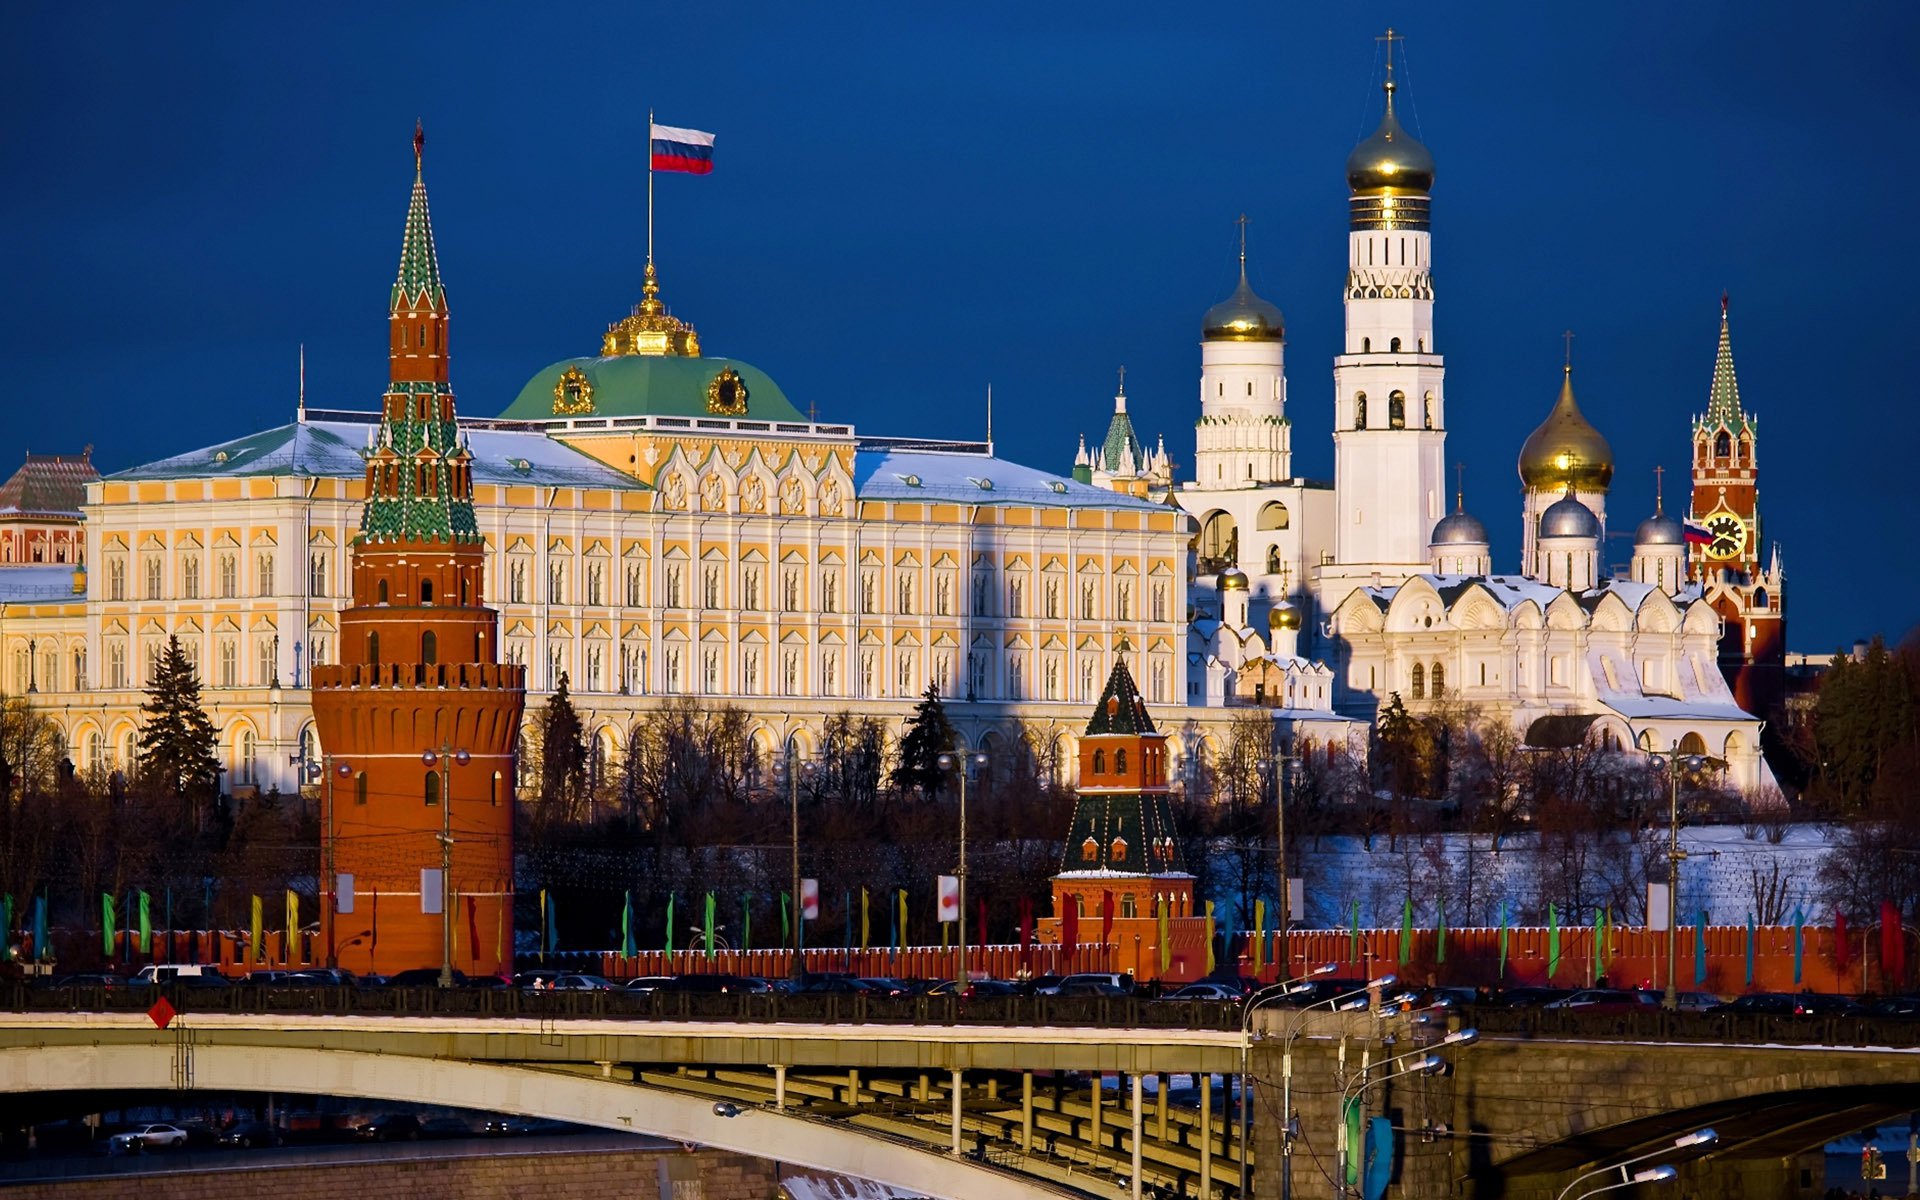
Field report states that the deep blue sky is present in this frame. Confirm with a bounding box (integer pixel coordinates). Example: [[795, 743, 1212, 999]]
[[3, 4, 1914, 651]]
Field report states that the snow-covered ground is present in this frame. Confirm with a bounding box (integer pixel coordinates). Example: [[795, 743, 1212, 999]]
[[1205, 822, 1838, 931]]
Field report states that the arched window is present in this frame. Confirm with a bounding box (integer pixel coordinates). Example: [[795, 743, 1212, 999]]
[[1354, 393, 1367, 429], [1114, 748, 1127, 774], [377, 579, 389, 603], [420, 630, 437, 664], [1431, 661, 1445, 697], [354, 772, 368, 805], [1714, 431, 1731, 459], [1678, 732, 1709, 756], [420, 578, 433, 604], [1390, 337, 1401, 352], [1257, 501, 1290, 531], [1120, 894, 1137, 919], [1410, 662, 1425, 700], [1266, 545, 1281, 575], [1109, 837, 1128, 864], [367, 631, 380, 667], [1092, 749, 1106, 775], [424, 771, 441, 806], [1423, 392, 1435, 428], [1388, 390, 1406, 429], [1753, 587, 1769, 609], [1361, 337, 1371, 352], [1082, 837, 1099, 863]]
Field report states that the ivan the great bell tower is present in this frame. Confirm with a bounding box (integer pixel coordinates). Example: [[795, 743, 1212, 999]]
[[311, 128, 526, 977]]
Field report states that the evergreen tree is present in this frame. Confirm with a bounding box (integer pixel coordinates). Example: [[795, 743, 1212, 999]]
[[540, 673, 589, 822], [890, 685, 957, 797], [1374, 692, 1435, 800], [136, 635, 221, 824]]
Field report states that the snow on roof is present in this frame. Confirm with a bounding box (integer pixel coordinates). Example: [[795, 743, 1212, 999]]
[[0, 565, 79, 601], [852, 447, 1165, 511], [108, 418, 646, 491]]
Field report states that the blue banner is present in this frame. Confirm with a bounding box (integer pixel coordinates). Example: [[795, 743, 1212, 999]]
[[1363, 1116, 1394, 1200]]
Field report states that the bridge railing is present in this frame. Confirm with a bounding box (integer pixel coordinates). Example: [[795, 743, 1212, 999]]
[[1464, 1003, 1920, 1048], [0, 982, 1245, 1032]]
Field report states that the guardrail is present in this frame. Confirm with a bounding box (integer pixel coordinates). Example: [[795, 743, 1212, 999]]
[[1465, 1004, 1920, 1049], [0, 984, 1245, 1032]]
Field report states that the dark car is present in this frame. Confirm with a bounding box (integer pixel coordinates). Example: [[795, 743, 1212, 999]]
[[1710, 992, 1796, 1015], [1790, 992, 1864, 1016], [924, 979, 1019, 998], [484, 1116, 577, 1136], [419, 1116, 474, 1139], [799, 976, 876, 995], [623, 976, 675, 994], [49, 972, 127, 990], [384, 968, 467, 988], [1542, 988, 1659, 1014], [664, 973, 774, 994], [1055, 978, 1129, 998], [1160, 981, 1244, 1001], [353, 1113, 422, 1141], [288, 969, 358, 988], [857, 977, 915, 997], [1868, 995, 1920, 1017], [1489, 987, 1573, 1008], [1283, 978, 1371, 1007], [218, 1120, 283, 1149]]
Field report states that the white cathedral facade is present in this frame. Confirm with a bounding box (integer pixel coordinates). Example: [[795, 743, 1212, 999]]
[[1076, 58, 1775, 792]]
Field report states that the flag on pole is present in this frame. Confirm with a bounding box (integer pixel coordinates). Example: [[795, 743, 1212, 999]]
[[1252, 900, 1267, 975], [937, 875, 960, 923], [32, 894, 48, 962], [1745, 911, 1756, 986], [1883, 900, 1905, 987], [1435, 900, 1447, 964], [703, 892, 716, 961], [536, 888, 546, 962], [1696, 908, 1709, 986], [1498, 901, 1510, 979], [249, 894, 263, 964], [1204, 900, 1216, 974], [1681, 520, 1714, 547], [1596, 906, 1610, 974], [1548, 903, 1561, 979], [467, 894, 480, 963], [897, 889, 908, 953], [801, 878, 819, 921], [887, 889, 898, 953], [1018, 895, 1033, 972], [650, 123, 716, 175], [1792, 908, 1804, 984], [665, 893, 677, 955], [1157, 894, 1171, 974], [780, 891, 790, 943], [102, 892, 116, 958], [621, 892, 634, 959], [138, 891, 152, 955], [744, 894, 754, 953], [1398, 896, 1413, 965]]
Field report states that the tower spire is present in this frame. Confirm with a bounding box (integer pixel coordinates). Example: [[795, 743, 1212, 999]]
[[1702, 293, 1749, 432]]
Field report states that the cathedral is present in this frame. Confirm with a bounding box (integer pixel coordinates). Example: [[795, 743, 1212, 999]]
[[1074, 52, 1780, 792]]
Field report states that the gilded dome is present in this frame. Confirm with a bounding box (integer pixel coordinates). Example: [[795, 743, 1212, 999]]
[[1346, 78, 1435, 195], [1268, 599, 1302, 631], [1539, 491, 1601, 540], [1203, 264, 1285, 343], [1519, 366, 1614, 492], [1218, 566, 1249, 592]]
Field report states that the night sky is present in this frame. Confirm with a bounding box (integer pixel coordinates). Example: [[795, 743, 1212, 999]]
[[3, 4, 1914, 651]]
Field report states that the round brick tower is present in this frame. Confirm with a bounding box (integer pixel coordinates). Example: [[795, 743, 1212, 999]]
[[311, 126, 526, 978]]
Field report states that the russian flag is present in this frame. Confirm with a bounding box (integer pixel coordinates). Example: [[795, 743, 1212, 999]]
[[1682, 520, 1713, 547], [650, 123, 714, 175]]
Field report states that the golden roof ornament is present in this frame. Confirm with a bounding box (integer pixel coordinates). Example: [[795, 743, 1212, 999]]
[[602, 262, 701, 358], [552, 364, 595, 415]]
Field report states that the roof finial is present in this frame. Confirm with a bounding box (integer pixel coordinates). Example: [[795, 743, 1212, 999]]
[[1377, 27, 1402, 100], [1654, 464, 1665, 515], [1721, 289, 1730, 318], [1563, 328, 1575, 373], [1454, 461, 1465, 513], [1235, 212, 1249, 275], [413, 120, 424, 174], [298, 343, 306, 423], [1117, 364, 1126, 397], [986, 383, 993, 449]]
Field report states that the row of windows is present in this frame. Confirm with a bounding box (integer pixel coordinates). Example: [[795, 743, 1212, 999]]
[[104, 552, 279, 602], [0, 529, 82, 565], [1352, 389, 1436, 431]]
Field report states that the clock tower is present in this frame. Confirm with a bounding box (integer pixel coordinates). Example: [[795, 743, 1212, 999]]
[[1687, 296, 1784, 716]]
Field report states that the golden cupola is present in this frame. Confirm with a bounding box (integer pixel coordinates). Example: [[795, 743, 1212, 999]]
[[1519, 365, 1614, 492], [1345, 51, 1434, 233], [602, 263, 701, 358]]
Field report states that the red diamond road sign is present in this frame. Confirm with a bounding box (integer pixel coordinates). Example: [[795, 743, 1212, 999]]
[[147, 997, 176, 1030]]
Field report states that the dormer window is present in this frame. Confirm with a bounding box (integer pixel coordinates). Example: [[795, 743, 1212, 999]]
[[1109, 837, 1128, 863], [1081, 837, 1099, 863]]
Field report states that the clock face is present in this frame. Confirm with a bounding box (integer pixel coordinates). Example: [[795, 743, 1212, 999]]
[[1703, 509, 1748, 560]]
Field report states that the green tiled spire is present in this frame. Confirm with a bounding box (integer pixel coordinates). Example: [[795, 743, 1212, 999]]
[[1085, 652, 1156, 736], [359, 389, 478, 545], [1100, 373, 1143, 472], [1695, 295, 1753, 437], [392, 122, 445, 312]]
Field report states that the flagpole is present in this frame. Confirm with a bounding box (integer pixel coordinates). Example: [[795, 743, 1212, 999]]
[[647, 108, 655, 269]]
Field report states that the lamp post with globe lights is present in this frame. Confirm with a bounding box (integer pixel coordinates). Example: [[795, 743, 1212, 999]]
[[421, 744, 470, 988], [776, 740, 818, 981], [937, 749, 988, 992], [1646, 742, 1708, 1009]]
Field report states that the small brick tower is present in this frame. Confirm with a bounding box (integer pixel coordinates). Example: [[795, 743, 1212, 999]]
[[1042, 650, 1210, 983], [311, 126, 526, 977]]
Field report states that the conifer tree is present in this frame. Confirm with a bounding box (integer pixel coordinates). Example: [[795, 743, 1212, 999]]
[[540, 673, 589, 822], [890, 685, 957, 798], [136, 635, 221, 824]]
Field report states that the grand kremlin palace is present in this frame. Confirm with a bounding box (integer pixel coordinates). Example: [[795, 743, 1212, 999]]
[[0, 149, 1213, 800]]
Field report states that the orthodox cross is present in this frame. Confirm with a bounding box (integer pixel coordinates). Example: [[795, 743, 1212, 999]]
[[1563, 329, 1575, 369], [1454, 461, 1466, 510], [1653, 465, 1665, 514], [1235, 212, 1249, 266], [1378, 28, 1402, 76]]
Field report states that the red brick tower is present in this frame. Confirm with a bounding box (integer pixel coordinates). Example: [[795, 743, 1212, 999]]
[[1686, 296, 1785, 715], [311, 127, 526, 977]]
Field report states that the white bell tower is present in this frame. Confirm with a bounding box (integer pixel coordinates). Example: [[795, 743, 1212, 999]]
[[1325, 34, 1448, 601], [1196, 216, 1290, 488]]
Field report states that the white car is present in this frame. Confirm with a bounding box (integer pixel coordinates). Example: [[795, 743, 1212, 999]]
[[111, 1123, 189, 1151]]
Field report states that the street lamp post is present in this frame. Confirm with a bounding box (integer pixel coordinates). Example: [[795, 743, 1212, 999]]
[[422, 744, 471, 988], [1646, 743, 1706, 1010], [1257, 742, 1301, 979], [937, 750, 988, 992], [1553, 1129, 1715, 1200], [1236, 962, 1339, 1197], [1336, 1031, 1479, 1199], [782, 740, 817, 981]]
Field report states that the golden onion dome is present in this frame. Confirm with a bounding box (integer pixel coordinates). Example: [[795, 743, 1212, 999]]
[[1346, 76, 1435, 195], [1268, 599, 1302, 631], [1203, 263, 1285, 343], [1519, 366, 1614, 492], [1218, 566, 1249, 592]]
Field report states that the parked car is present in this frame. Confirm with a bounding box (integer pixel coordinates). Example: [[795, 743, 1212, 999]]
[[1160, 981, 1244, 1002], [1789, 992, 1864, 1017], [1867, 995, 1920, 1017], [623, 976, 676, 994], [353, 1114, 422, 1141], [857, 977, 916, 997], [133, 964, 215, 985], [1674, 991, 1722, 1013], [547, 974, 616, 991], [511, 970, 561, 990], [1487, 986, 1573, 1009], [799, 975, 876, 995], [1710, 992, 1796, 1015], [1025, 974, 1066, 996], [385, 968, 467, 988], [1055, 972, 1135, 996], [48, 972, 127, 990], [287, 969, 359, 988], [923, 979, 1020, 998], [1541, 988, 1659, 1014], [664, 973, 774, 994], [419, 1116, 474, 1139], [218, 1120, 283, 1149], [110, 1123, 189, 1151], [1055, 978, 1129, 998]]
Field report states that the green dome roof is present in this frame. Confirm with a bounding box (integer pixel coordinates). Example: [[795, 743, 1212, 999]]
[[500, 355, 804, 423]]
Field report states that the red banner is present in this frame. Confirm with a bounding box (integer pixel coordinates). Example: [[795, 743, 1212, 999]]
[[1061, 899, 1079, 966], [1101, 890, 1115, 947]]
